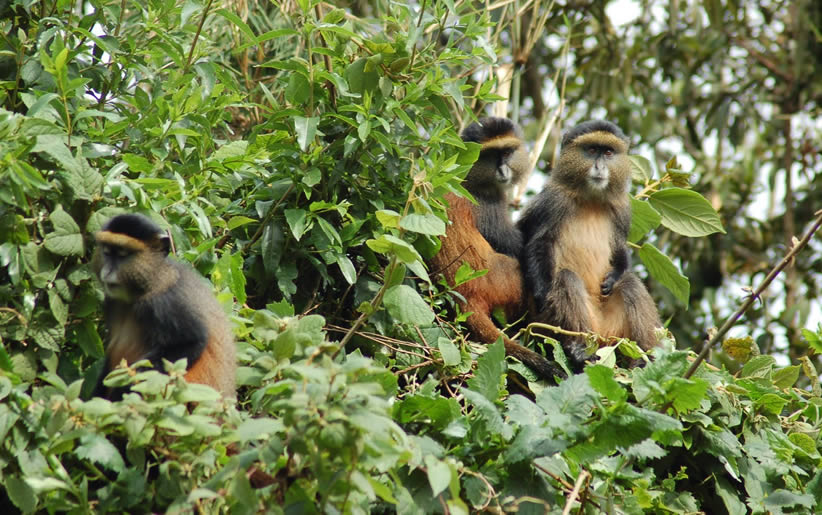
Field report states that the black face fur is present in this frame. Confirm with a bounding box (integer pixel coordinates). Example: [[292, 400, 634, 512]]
[[461, 117, 521, 143]]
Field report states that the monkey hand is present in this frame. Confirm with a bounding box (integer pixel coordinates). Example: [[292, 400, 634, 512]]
[[600, 271, 619, 296]]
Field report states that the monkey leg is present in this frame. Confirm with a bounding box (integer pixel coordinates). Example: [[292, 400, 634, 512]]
[[459, 254, 565, 381], [612, 272, 662, 352], [542, 268, 597, 367]]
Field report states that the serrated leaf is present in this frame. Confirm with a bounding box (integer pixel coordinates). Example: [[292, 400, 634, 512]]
[[5, 476, 36, 513], [467, 339, 505, 402], [755, 393, 788, 415], [629, 155, 654, 182], [399, 213, 446, 236], [628, 197, 662, 243], [234, 418, 285, 443], [739, 355, 775, 379], [383, 285, 434, 325], [586, 365, 626, 402], [76, 433, 125, 472], [43, 207, 84, 256], [648, 188, 725, 236], [637, 243, 689, 305]]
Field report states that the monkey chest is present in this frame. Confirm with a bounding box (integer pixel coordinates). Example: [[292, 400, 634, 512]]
[[553, 210, 614, 296], [106, 312, 146, 368]]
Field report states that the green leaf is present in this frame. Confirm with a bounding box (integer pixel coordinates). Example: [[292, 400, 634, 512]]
[[739, 355, 775, 379], [294, 116, 319, 151], [629, 155, 654, 182], [336, 255, 357, 285], [399, 213, 446, 236], [227, 216, 256, 230], [383, 285, 434, 325], [437, 338, 461, 366], [284, 208, 310, 241], [47, 289, 68, 325], [648, 188, 725, 236], [375, 209, 401, 229], [637, 243, 689, 305], [772, 365, 800, 389], [424, 455, 451, 497], [628, 197, 662, 243], [285, 73, 311, 106], [5, 476, 37, 513], [43, 207, 83, 256], [467, 339, 505, 402], [365, 234, 423, 264], [75, 433, 125, 472], [586, 365, 626, 402]]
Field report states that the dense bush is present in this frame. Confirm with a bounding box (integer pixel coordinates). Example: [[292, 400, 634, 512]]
[[1, 0, 820, 512]]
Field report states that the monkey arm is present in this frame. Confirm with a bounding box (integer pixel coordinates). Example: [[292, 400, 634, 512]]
[[134, 286, 210, 371], [601, 245, 630, 296]]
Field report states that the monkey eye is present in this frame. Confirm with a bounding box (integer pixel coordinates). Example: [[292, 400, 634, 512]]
[[586, 147, 597, 155], [603, 148, 614, 157]]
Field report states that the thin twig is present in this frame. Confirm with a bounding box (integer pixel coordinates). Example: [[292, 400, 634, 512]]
[[185, 0, 215, 71], [562, 469, 589, 515], [683, 209, 822, 380]]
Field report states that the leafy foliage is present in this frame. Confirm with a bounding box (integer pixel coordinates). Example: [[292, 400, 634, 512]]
[[0, 0, 820, 513]]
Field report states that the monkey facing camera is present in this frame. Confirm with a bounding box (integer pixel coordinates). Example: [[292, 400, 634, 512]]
[[518, 120, 662, 369], [91, 213, 236, 400], [428, 117, 565, 381]]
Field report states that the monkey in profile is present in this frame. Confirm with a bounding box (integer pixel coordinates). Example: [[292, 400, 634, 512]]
[[92, 213, 236, 399], [429, 117, 565, 381], [518, 120, 661, 368]]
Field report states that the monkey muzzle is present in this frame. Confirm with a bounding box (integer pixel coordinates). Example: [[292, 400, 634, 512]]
[[587, 162, 610, 189], [497, 163, 513, 184]]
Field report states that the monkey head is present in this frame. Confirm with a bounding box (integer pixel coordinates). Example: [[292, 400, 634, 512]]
[[554, 120, 631, 200], [93, 214, 172, 302], [460, 117, 529, 200]]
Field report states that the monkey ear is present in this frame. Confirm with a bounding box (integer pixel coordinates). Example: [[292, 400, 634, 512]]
[[157, 233, 171, 256]]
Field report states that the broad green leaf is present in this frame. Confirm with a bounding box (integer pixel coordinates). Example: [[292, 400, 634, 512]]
[[336, 255, 357, 285], [755, 393, 788, 415], [739, 355, 775, 379], [586, 365, 626, 402], [75, 433, 125, 472], [43, 207, 83, 256], [772, 365, 800, 389], [365, 234, 423, 264], [227, 216, 256, 230], [5, 476, 36, 513], [284, 209, 310, 240], [375, 209, 401, 229], [294, 116, 319, 151], [637, 243, 689, 305], [437, 338, 461, 366], [648, 188, 725, 236], [628, 197, 662, 243], [424, 455, 451, 497], [467, 339, 505, 402], [399, 212, 446, 236], [629, 155, 654, 182], [383, 285, 434, 325]]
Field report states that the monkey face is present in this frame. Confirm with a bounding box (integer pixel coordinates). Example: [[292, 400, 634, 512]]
[[584, 145, 616, 191], [95, 244, 137, 302]]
